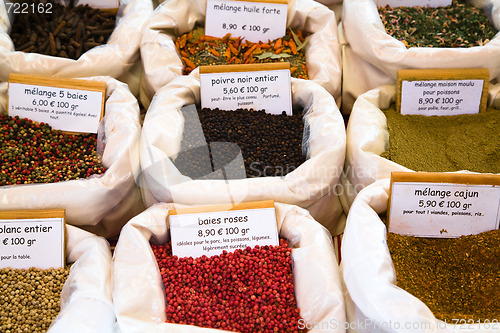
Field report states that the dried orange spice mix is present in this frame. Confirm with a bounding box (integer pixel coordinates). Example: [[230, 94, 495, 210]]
[[175, 27, 309, 79]]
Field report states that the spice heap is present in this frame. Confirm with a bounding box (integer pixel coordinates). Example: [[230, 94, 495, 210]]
[[10, 0, 116, 60], [152, 239, 306, 332], [387, 230, 500, 321], [0, 114, 106, 186], [176, 27, 309, 79], [381, 106, 500, 173], [175, 108, 306, 178], [379, 0, 497, 48], [0, 266, 70, 332]]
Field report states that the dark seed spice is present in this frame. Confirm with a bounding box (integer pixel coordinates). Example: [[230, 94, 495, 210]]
[[10, 0, 116, 60], [381, 106, 500, 174], [175, 108, 306, 178], [152, 239, 306, 332], [176, 27, 309, 79], [379, 0, 497, 48], [0, 114, 106, 186], [387, 230, 500, 321]]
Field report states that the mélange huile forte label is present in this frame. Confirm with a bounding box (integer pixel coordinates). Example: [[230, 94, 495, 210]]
[[396, 68, 489, 116], [8, 74, 106, 134], [388, 172, 500, 238], [0, 210, 65, 269], [205, 0, 288, 42], [200, 63, 292, 115], [169, 201, 279, 258]]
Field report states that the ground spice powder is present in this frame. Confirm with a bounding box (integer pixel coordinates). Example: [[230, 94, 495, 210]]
[[387, 230, 500, 321], [381, 106, 499, 174], [379, 0, 497, 48]]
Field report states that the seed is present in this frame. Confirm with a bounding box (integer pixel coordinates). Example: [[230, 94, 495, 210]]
[[10, 0, 116, 60], [0, 266, 70, 332], [152, 239, 306, 332]]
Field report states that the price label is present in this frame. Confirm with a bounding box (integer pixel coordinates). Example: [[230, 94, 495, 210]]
[[169, 200, 279, 258], [200, 63, 292, 115], [205, 0, 287, 42], [377, 0, 451, 8], [8, 74, 106, 134], [0, 210, 65, 269], [388, 172, 500, 237], [396, 68, 489, 116]]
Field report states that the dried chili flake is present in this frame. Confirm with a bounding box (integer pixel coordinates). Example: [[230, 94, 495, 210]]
[[379, 0, 497, 48], [176, 27, 309, 79]]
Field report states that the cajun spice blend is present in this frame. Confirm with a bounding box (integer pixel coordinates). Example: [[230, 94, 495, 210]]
[[387, 230, 500, 321]]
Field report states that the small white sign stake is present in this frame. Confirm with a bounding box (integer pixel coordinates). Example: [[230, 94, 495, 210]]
[[8, 74, 106, 134], [169, 200, 279, 258], [205, 0, 288, 42], [0, 210, 66, 269]]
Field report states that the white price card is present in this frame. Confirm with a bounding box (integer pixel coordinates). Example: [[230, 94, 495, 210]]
[[73, 0, 119, 10], [396, 68, 489, 116], [0, 210, 65, 269], [8, 74, 106, 134], [169, 200, 279, 258], [200, 63, 292, 115], [205, 0, 287, 42], [377, 0, 451, 8], [388, 172, 500, 238]]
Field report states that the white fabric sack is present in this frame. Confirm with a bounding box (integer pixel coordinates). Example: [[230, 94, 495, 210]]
[[0, 0, 153, 96], [140, 72, 346, 235], [0, 76, 144, 238], [139, 0, 341, 109], [342, 83, 500, 211], [341, 179, 499, 333], [340, 0, 500, 113], [47, 224, 115, 333], [113, 202, 346, 333]]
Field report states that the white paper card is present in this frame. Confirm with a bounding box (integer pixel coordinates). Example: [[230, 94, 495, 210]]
[[389, 182, 500, 237], [74, 0, 119, 9], [200, 69, 292, 115], [205, 0, 287, 42], [170, 207, 279, 258], [400, 79, 484, 116], [8, 82, 104, 133], [377, 0, 451, 7], [0, 218, 65, 269]]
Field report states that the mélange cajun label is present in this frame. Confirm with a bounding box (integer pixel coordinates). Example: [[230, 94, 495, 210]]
[[388, 172, 500, 238], [200, 63, 292, 115], [0, 210, 65, 269], [169, 200, 279, 258], [8, 74, 106, 134], [377, 0, 451, 8], [205, 0, 288, 43], [396, 68, 489, 116]]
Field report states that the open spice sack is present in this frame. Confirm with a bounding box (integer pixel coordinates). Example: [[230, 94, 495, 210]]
[[0, 0, 153, 96], [112, 202, 346, 332], [341, 179, 500, 333], [341, 83, 500, 210], [1, 225, 115, 333], [139, 72, 346, 235], [139, 0, 341, 108], [340, 0, 500, 113], [0, 76, 144, 238]]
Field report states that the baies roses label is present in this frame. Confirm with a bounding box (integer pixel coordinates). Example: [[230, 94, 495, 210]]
[[8, 74, 106, 134], [388, 172, 500, 238], [169, 200, 279, 258]]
